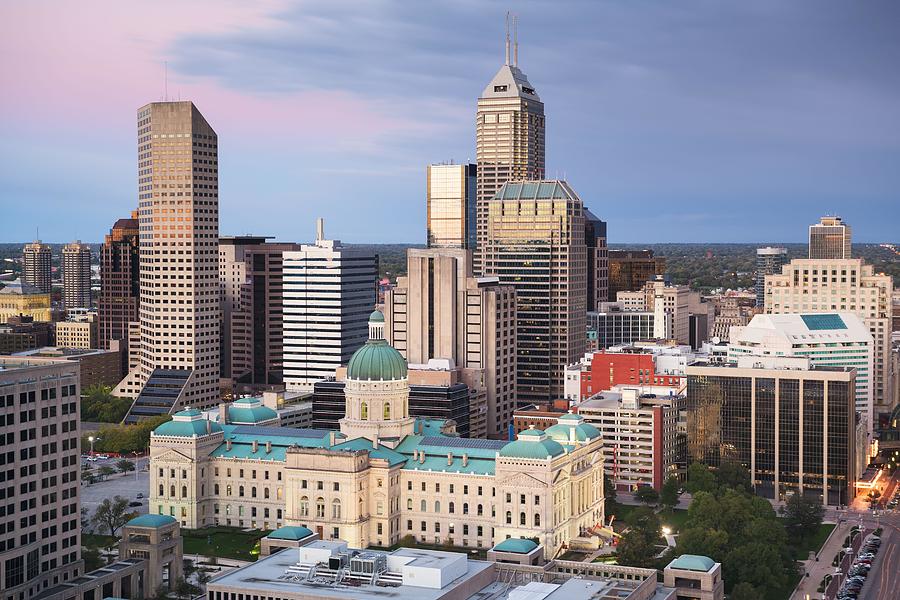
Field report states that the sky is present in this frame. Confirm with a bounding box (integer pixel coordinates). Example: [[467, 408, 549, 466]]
[[1, 0, 898, 244]]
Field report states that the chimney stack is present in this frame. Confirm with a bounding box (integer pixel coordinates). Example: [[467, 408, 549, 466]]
[[447, 452, 453, 466], [265, 441, 272, 454], [220, 402, 229, 425], [226, 439, 232, 451], [462, 453, 468, 467], [252, 440, 258, 453], [328, 431, 336, 447]]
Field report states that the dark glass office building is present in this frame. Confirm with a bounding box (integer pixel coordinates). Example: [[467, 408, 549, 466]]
[[685, 363, 857, 506]]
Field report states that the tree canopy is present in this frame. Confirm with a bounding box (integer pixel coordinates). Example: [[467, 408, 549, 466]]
[[634, 485, 659, 505], [91, 496, 136, 536], [81, 415, 170, 455], [782, 493, 825, 539], [81, 385, 133, 423], [616, 507, 662, 569], [659, 477, 681, 511]]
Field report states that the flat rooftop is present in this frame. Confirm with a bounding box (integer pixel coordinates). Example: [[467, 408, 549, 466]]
[[208, 544, 494, 600]]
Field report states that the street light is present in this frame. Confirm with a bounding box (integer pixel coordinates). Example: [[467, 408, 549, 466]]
[[662, 527, 672, 536], [87, 436, 101, 455]]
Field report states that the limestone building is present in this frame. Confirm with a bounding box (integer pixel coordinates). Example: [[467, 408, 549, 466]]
[[115, 101, 221, 421], [384, 248, 516, 437], [22, 240, 52, 294], [0, 279, 52, 322], [150, 312, 604, 555], [481, 181, 587, 404], [765, 258, 893, 421]]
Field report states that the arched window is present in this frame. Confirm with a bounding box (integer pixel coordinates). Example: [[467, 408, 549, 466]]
[[506, 511, 512, 525], [477, 504, 483, 516], [361, 402, 368, 420], [251, 487, 257, 498], [434, 501, 440, 513], [463, 503, 469, 515], [449, 502, 455, 514], [407, 498, 413, 510], [520, 512, 526, 525], [420, 499, 427, 512], [239, 486, 245, 497], [159, 484, 164, 496], [264, 488, 270, 499], [316, 498, 325, 518], [169, 485, 175, 497], [181, 486, 187, 498], [226, 485, 232, 497], [383, 403, 391, 419], [332, 499, 341, 519], [534, 513, 541, 527], [300, 496, 309, 517]]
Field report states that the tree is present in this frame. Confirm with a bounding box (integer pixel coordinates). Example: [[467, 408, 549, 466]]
[[634, 485, 659, 505], [603, 472, 617, 510], [659, 477, 681, 511], [91, 496, 135, 536], [617, 507, 662, 568], [81, 385, 133, 423], [83, 546, 104, 572], [729, 582, 759, 600], [782, 493, 824, 539], [116, 459, 136, 474], [81, 506, 90, 529], [684, 462, 717, 495], [715, 461, 752, 494], [98, 465, 116, 480], [82, 470, 95, 484], [174, 577, 199, 600]]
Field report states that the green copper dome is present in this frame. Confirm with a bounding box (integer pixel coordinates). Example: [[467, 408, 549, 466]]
[[499, 429, 565, 460], [346, 311, 407, 381], [153, 409, 222, 437], [227, 398, 278, 424], [544, 423, 601, 443]]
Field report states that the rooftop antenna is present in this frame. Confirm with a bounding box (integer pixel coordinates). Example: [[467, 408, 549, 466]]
[[165, 61, 168, 101], [316, 217, 325, 243], [513, 14, 519, 67], [504, 12, 510, 66]]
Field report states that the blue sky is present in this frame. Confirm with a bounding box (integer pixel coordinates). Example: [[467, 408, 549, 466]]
[[1, 0, 898, 244]]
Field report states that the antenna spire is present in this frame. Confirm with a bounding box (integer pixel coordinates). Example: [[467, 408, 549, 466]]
[[513, 14, 519, 66], [504, 12, 510, 66], [164, 61, 168, 101]]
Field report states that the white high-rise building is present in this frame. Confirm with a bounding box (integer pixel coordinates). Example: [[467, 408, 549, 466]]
[[766, 258, 893, 421], [728, 312, 875, 433], [282, 219, 376, 391], [115, 101, 221, 422]]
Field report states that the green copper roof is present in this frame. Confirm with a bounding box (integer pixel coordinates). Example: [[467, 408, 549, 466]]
[[369, 310, 385, 323], [499, 438, 565, 460], [267, 525, 313, 541], [493, 538, 539, 554], [154, 415, 222, 437], [557, 412, 583, 422], [226, 404, 278, 424], [127, 514, 176, 528], [668, 555, 716, 572], [518, 428, 545, 437], [347, 339, 407, 381], [544, 422, 601, 443]]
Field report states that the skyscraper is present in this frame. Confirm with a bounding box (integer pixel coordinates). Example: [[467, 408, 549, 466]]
[[755, 246, 788, 307], [115, 101, 220, 421], [482, 180, 586, 404], [282, 219, 377, 392], [62, 240, 91, 310], [219, 236, 300, 386], [99, 214, 140, 357], [475, 20, 545, 272], [383, 248, 517, 437], [608, 250, 667, 300], [426, 163, 477, 250], [22, 240, 52, 294], [765, 258, 893, 424], [585, 209, 609, 310], [809, 215, 852, 259]]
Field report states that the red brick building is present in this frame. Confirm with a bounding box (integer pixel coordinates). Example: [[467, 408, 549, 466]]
[[580, 352, 681, 399]]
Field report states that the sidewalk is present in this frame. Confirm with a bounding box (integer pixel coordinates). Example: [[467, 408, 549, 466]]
[[790, 520, 856, 600]]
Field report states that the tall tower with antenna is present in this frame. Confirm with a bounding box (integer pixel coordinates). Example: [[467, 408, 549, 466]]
[[474, 14, 545, 274]]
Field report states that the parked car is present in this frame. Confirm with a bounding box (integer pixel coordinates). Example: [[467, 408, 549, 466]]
[[128, 501, 142, 508]]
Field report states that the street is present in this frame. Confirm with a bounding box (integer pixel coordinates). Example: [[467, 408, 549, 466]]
[[858, 510, 900, 600]]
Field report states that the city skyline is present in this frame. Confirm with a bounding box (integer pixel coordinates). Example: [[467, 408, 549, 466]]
[[1, 1, 899, 245]]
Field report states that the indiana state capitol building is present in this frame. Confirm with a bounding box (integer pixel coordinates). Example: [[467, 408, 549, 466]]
[[150, 312, 604, 554]]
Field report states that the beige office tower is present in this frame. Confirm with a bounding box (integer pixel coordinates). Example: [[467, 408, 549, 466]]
[[475, 24, 545, 273], [809, 215, 852, 259], [766, 259, 893, 420], [23, 240, 53, 294], [116, 101, 220, 423], [426, 163, 477, 249], [384, 248, 517, 437], [482, 180, 586, 404], [62, 240, 92, 309]]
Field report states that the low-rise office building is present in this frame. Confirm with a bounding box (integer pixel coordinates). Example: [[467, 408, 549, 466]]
[[13, 347, 123, 390]]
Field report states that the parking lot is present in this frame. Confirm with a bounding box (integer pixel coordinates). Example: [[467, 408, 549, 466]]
[[81, 456, 150, 531]]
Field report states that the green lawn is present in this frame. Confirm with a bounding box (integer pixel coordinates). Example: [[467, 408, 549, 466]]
[[181, 527, 270, 561], [657, 509, 690, 532], [788, 523, 836, 561]]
